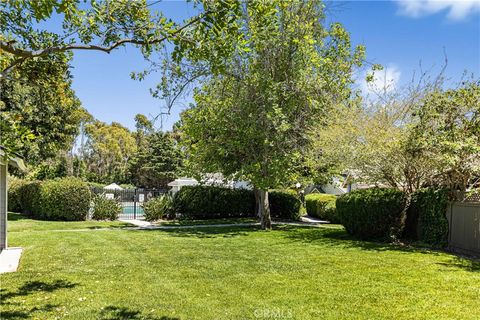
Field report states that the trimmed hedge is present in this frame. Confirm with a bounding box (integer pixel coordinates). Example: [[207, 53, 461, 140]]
[[91, 194, 122, 221], [143, 195, 175, 221], [305, 193, 338, 222], [7, 178, 28, 213], [7, 178, 91, 221], [269, 189, 302, 220], [35, 178, 91, 221], [404, 188, 450, 246], [173, 186, 302, 220], [173, 185, 255, 219], [7, 179, 42, 215], [336, 188, 406, 240]]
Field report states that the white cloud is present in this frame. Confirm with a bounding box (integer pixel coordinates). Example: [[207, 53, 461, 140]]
[[361, 64, 402, 95], [395, 0, 480, 21]]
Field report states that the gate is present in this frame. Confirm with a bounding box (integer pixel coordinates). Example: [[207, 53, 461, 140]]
[[91, 187, 167, 220]]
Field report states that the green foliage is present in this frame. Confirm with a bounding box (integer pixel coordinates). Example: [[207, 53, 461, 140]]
[[173, 186, 301, 220], [268, 190, 302, 221], [7, 178, 28, 212], [7, 180, 42, 215], [84, 121, 137, 184], [409, 81, 480, 191], [0, 54, 85, 164], [179, 2, 363, 228], [305, 193, 338, 222], [128, 132, 182, 189], [174, 186, 255, 219], [35, 177, 91, 221], [10, 178, 91, 220], [143, 195, 175, 222], [336, 188, 406, 240], [405, 188, 450, 246], [91, 194, 122, 221]]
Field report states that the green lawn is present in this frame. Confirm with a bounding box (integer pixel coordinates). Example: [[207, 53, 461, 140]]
[[1, 214, 479, 319]]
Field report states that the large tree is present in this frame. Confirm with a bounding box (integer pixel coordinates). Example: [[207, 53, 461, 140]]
[[180, 1, 364, 229], [0, 52, 85, 163], [0, 0, 241, 78], [83, 121, 137, 183], [128, 131, 182, 189], [315, 78, 480, 195], [1, 0, 243, 162]]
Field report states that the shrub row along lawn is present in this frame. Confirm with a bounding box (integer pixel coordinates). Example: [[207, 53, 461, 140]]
[[1, 214, 479, 319]]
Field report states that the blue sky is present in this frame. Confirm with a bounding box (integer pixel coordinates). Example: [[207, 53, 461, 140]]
[[68, 1, 480, 131]]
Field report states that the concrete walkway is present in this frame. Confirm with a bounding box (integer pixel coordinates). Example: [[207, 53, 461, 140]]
[[0, 247, 23, 273]]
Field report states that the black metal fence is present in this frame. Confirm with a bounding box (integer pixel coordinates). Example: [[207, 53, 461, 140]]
[[90, 187, 167, 220]]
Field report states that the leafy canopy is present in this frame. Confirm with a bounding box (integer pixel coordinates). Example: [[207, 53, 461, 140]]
[[181, 1, 365, 190]]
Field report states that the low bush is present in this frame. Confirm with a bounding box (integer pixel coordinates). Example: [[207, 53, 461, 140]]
[[268, 190, 302, 220], [7, 178, 27, 213], [174, 186, 255, 219], [7, 179, 41, 215], [9, 178, 91, 220], [143, 195, 175, 221], [336, 188, 406, 240], [35, 178, 91, 221], [404, 188, 450, 246], [91, 194, 123, 221], [305, 193, 338, 222], [173, 186, 302, 220]]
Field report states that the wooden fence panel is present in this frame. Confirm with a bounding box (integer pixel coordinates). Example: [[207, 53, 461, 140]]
[[447, 202, 480, 256]]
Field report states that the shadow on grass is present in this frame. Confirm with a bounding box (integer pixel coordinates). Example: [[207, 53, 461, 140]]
[[1, 279, 77, 302], [0, 303, 59, 319], [279, 224, 480, 272], [7, 212, 29, 221], [85, 223, 133, 230], [0, 280, 77, 319], [100, 306, 180, 320], [139, 225, 262, 239]]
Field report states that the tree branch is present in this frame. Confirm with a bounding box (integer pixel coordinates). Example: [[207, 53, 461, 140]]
[[0, 9, 212, 78]]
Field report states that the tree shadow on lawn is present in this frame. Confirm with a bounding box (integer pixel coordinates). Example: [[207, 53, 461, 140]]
[[7, 212, 29, 221], [99, 306, 180, 320], [135, 225, 262, 239], [85, 223, 134, 230], [0, 303, 59, 319], [279, 225, 480, 272], [0, 280, 77, 319]]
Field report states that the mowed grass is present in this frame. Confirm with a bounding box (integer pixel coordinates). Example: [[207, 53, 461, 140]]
[[1, 214, 479, 319], [7, 213, 133, 232]]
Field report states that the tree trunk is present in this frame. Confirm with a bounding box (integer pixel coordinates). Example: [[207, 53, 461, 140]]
[[258, 189, 272, 230], [393, 191, 413, 242]]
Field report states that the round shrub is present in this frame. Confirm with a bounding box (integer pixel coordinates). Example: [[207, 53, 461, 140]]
[[36, 177, 91, 221], [143, 195, 174, 221], [336, 188, 406, 240], [91, 194, 122, 221], [305, 193, 338, 222], [268, 189, 302, 220]]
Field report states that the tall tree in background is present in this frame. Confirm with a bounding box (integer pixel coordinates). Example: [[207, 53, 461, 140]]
[[83, 121, 136, 183], [128, 132, 182, 189], [134, 114, 154, 148], [181, 1, 364, 229]]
